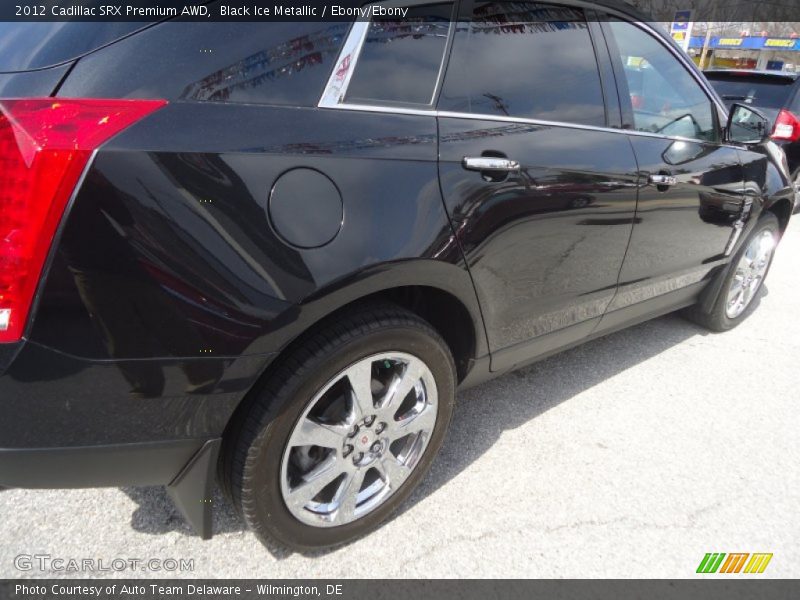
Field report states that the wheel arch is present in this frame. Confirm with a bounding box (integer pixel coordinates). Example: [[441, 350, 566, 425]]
[[220, 259, 488, 460], [765, 197, 793, 233], [288, 260, 488, 377]]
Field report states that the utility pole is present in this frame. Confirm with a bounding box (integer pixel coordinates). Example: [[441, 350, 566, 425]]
[[698, 4, 719, 71], [698, 23, 713, 70]]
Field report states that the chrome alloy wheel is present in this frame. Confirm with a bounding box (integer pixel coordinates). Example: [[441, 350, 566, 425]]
[[279, 352, 438, 527], [725, 229, 775, 319]]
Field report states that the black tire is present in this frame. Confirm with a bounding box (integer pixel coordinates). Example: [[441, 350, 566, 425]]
[[222, 303, 456, 551], [684, 213, 780, 332]]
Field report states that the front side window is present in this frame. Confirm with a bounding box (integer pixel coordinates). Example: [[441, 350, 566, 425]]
[[607, 21, 718, 141], [438, 2, 606, 126], [344, 3, 453, 106]]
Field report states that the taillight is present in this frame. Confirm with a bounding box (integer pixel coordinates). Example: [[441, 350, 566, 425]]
[[0, 98, 166, 343], [771, 109, 800, 142]]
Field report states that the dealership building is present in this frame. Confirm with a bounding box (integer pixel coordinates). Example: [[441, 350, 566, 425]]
[[686, 35, 800, 71]]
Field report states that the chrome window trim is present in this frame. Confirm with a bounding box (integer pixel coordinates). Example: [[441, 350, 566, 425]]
[[319, 20, 370, 108], [319, 3, 456, 110], [319, 101, 734, 146], [318, 2, 733, 147], [428, 18, 456, 105], [324, 102, 436, 117]]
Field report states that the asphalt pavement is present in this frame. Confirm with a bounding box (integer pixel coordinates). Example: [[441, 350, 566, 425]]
[[2, 219, 798, 579]]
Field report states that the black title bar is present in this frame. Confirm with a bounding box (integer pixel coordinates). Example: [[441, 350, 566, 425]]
[[2, 0, 800, 22]]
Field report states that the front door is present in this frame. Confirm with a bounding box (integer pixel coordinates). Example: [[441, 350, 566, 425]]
[[436, 1, 639, 371], [600, 19, 747, 314]]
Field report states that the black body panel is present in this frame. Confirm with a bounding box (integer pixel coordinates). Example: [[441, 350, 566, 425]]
[[0, 341, 21, 375], [776, 138, 800, 184], [0, 439, 204, 488], [29, 103, 466, 360], [0, 22, 151, 72], [607, 137, 744, 314], [0, 102, 484, 449], [438, 118, 639, 369], [0, 64, 70, 96], [0, 341, 267, 447]]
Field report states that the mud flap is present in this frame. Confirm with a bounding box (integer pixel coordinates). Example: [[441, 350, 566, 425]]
[[166, 438, 221, 540]]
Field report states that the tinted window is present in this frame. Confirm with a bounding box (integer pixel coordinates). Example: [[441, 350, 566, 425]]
[[56, 22, 345, 107], [0, 23, 147, 72], [180, 23, 347, 106], [608, 21, 718, 141], [438, 2, 605, 125], [345, 4, 453, 105], [706, 75, 795, 110]]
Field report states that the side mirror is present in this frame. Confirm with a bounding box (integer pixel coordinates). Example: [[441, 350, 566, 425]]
[[726, 103, 771, 144]]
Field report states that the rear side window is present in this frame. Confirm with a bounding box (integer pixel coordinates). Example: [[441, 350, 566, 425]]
[[345, 3, 454, 106], [706, 75, 795, 110], [438, 2, 606, 125]]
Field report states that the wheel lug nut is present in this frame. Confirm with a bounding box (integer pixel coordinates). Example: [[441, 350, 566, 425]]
[[348, 425, 359, 438], [353, 452, 364, 464], [375, 422, 386, 434], [370, 442, 382, 454], [343, 444, 353, 457], [364, 415, 376, 427]]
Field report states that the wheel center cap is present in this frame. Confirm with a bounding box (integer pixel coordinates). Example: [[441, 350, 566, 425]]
[[356, 432, 374, 451]]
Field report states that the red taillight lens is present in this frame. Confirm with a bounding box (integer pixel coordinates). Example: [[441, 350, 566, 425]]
[[0, 98, 166, 343], [771, 109, 800, 142]]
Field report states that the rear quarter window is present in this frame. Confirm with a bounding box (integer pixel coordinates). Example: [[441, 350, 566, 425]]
[[59, 22, 347, 107]]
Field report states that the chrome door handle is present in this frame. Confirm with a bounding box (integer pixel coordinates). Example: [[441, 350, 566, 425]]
[[648, 174, 677, 186], [463, 157, 520, 172]]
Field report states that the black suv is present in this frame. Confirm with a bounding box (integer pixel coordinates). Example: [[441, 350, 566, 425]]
[[705, 69, 800, 210], [0, 1, 795, 550]]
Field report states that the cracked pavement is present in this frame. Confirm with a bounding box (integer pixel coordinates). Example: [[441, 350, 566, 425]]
[[1, 219, 798, 578]]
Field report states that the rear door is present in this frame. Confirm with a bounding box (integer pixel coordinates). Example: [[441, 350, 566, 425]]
[[598, 19, 747, 318], [436, 1, 639, 371]]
